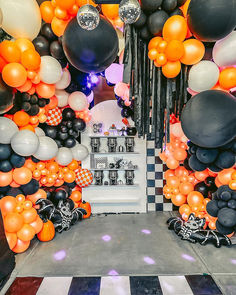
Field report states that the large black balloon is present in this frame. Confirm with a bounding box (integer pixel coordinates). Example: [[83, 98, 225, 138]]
[[218, 208, 236, 228], [0, 76, 14, 114], [187, 0, 236, 42], [62, 17, 118, 73], [206, 200, 219, 217], [148, 10, 169, 36], [216, 220, 234, 235], [215, 151, 236, 169], [141, 0, 163, 12], [21, 179, 39, 195], [181, 90, 236, 148]]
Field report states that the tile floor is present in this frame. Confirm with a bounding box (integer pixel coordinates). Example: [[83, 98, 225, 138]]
[[1, 213, 236, 295]]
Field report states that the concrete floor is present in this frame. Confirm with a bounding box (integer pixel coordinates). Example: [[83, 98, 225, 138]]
[[2, 212, 236, 294]]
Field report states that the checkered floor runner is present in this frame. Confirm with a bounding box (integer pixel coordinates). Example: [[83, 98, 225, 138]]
[[5, 275, 222, 295]]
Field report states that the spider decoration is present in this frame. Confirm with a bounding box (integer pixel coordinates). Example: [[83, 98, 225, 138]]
[[36, 199, 87, 233], [167, 214, 232, 248]]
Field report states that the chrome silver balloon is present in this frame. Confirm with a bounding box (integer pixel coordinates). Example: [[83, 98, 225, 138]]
[[119, 0, 141, 24], [77, 4, 100, 31]]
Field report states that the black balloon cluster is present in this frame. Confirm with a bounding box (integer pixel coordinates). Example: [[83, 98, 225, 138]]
[[207, 185, 236, 235], [40, 108, 86, 148], [44, 183, 76, 206], [33, 23, 68, 68], [117, 97, 134, 120], [0, 143, 25, 173], [134, 0, 187, 40], [7, 92, 49, 116], [194, 177, 217, 198], [187, 140, 236, 172]]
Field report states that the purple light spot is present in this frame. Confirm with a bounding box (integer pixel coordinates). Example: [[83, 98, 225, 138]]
[[108, 270, 119, 276], [141, 229, 151, 235], [90, 74, 99, 84], [87, 82, 92, 89], [231, 259, 236, 265], [53, 250, 66, 261], [102, 235, 111, 242], [143, 256, 156, 265], [182, 254, 196, 262]]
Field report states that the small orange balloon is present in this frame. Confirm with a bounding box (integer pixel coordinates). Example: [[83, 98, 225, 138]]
[[15, 204, 24, 213], [208, 221, 216, 230], [30, 216, 43, 234], [165, 193, 173, 200], [179, 182, 194, 195], [218, 168, 235, 185], [68, 4, 79, 16], [64, 171, 76, 183], [54, 6, 69, 20], [163, 16, 187, 42], [15, 38, 35, 53], [27, 70, 37, 80], [13, 111, 30, 127], [171, 193, 187, 206], [179, 204, 191, 215], [194, 170, 209, 181], [36, 82, 55, 98], [19, 123, 35, 132], [21, 208, 37, 224], [21, 49, 41, 71], [101, 4, 119, 19], [2, 63, 27, 88], [56, 0, 75, 9], [164, 169, 175, 179], [167, 176, 180, 188], [12, 238, 30, 253], [165, 40, 184, 61], [13, 167, 32, 185], [4, 213, 24, 233], [166, 157, 179, 169], [229, 180, 236, 190], [47, 161, 59, 173], [0, 40, 21, 63], [162, 61, 181, 78], [24, 159, 36, 172], [0, 196, 17, 216], [215, 176, 223, 188], [148, 37, 162, 50], [0, 171, 13, 187], [68, 160, 79, 171], [187, 191, 204, 208], [51, 17, 69, 37], [173, 148, 187, 161], [46, 95, 58, 110], [17, 80, 32, 93], [219, 68, 236, 90], [156, 53, 167, 66], [16, 194, 25, 203], [180, 39, 205, 65], [17, 224, 35, 242], [70, 190, 82, 203], [40, 1, 55, 23], [27, 189, 47, 205], [148, 49, 158, 61], [157, 40, 168, 53], [232, 171, 236, 180], [175, 166, 188, 178], [5, 232, 17, 250]]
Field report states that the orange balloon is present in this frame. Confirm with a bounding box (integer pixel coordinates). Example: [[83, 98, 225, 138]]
[[51, 17, 69, 37], [165, 193, 173, 200], [179, 204, 191, 215], [232, 171, 236, 180], [47, 162, 59, 173], [167, 176, 180, 188], [148, 37, 162, 50], [30, 216, 43, 234], [157, 40, 168, 53], [180, 176, 188, 183], [5, 232, 17, 250], [0, 196, 17, 217], [20, 125, 35, 132], [215, 177, 222, 188], [171, 193, 187, 206], [17, 80, 32, 93], [0, 56, 7, 72], [208, 221, 216, 230], [148, 49, 158, 61], [46, 95, 58, 110], [156, 53, 167, 66], [175, 166, 188, 177], [166, 157, 179, 169], [194, 170, 209, 181], [76, 0, 97, 7], [54, 179, 64, 187], [16, 194, 25, 203], [0, 171, 13, 186], [28, 86, 36, 95], [0, 40, 21, 63], [101, 4, 119, 19], [40, 1, 55, 23], [179, 182, 194, 195], [13, 111, 30, 127], [2, 63, 27, 88], [218, 168, 235, 185], [54, 6, 69, 20], [13, 167, 32, 185], [21, 208, 37, 224], [165, 40, 184, 62], [163, 16, 187, 42], [10, 180, 21, 188], [162, 61, 181, 78], [219, 68, 236, 90], [21, 49, 41, 71], [164, 169, 175, 179], [17, 224, 35, 242], [12, 238, 30, 253], [23, 201, 33, 210], [32, 74, 41, 85], [27, 189, 47, 205], [70, 190, 82, 203], [187, 191, 204, 207], [64, 171, 76, 183], [188, 174, 196, 183], [173, 148, 187, 161], [229, 180, 236, 190], [24, 159, 36, 172], [180, 39, 205, 65], [4, 213, 24, 233], [203, 198, 211, 206], [36, 83, 55, 98], [56, 0, 75, 9], [15, 38, 35, 53], [68, 4, 79, 16], [68, 160, 79, 170]]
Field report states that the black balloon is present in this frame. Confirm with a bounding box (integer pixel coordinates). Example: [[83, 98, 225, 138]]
[[181, 90, 236, 148], [6, 188, 23, 197], [169, 8, 183, 16], [0, 76, 14, 114], [0, 185, 10, 194], [220, 191, 232, 201], [216, 220, 234, 235], [121, 108, 132, 118], [148, 10, 169, 36], [44, 125, 57, 139], [73, 118, 86, 132], [177, 0, 187, 6], [228, 199, 236, 210], [62, 108, 75, 120], [206, 200, 219, 217], [208, 164, 221, 173], [33, 36, 50, 56], [63, 16, 118, 73], [50, 41, 65, 60], [187, 0, 236, 42], [217, 200, 227, 209], [0, 160, 12, 172], [57, 131, 69, 141], [64, 137, 76, 148], [133, 11, 147, 28], [162, 0, 177, 12], [41, 23, 57, 41], [189, 155, 207, 171], [54, 189, 67, 202], [194, 182, 209, 197], [196, 148, 218, 164], [218, 208, 236, 228], [0, 144, 11, 160], [215, 151, 236, 169], [141, 0, 163, 12], [139, 26, 152, 40], [21, 179, 39, 195]]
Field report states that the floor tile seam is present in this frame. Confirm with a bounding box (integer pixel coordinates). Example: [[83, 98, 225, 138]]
[[211, 273, 226, 295], [188, 244, 213, 275]]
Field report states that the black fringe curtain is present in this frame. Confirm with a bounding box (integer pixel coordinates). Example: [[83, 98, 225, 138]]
[[123, 25, 189, 149]]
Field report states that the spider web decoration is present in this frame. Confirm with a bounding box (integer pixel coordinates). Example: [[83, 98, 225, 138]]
[[123, 25, 190, 149]]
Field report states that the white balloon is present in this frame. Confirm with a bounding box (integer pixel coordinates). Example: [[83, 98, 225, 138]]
[[0, 0, 41, 40], [39, 56, 62, 84], [68, 91, 88, 111], [56, 147, 73, 166], [35, 127, 45, 137], [71, 144, 89, 161], [0, 117, 18, 144], [213, 32, 236, 67], [55, 68, 71, 90], [87, 91, 94, 104], [188, 61, 220, 93], [33, 136, 58, 161], [11, 130, 39, 156], [55, 89, 69, 108]]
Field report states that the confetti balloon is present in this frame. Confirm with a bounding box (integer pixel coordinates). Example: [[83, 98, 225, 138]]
[[119, 0, 141, 24], [76, 4, 100, 31]]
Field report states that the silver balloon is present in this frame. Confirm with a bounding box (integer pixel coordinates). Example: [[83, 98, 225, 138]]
[[77, 4, 100, 31], [119, 0, 141, 24]]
